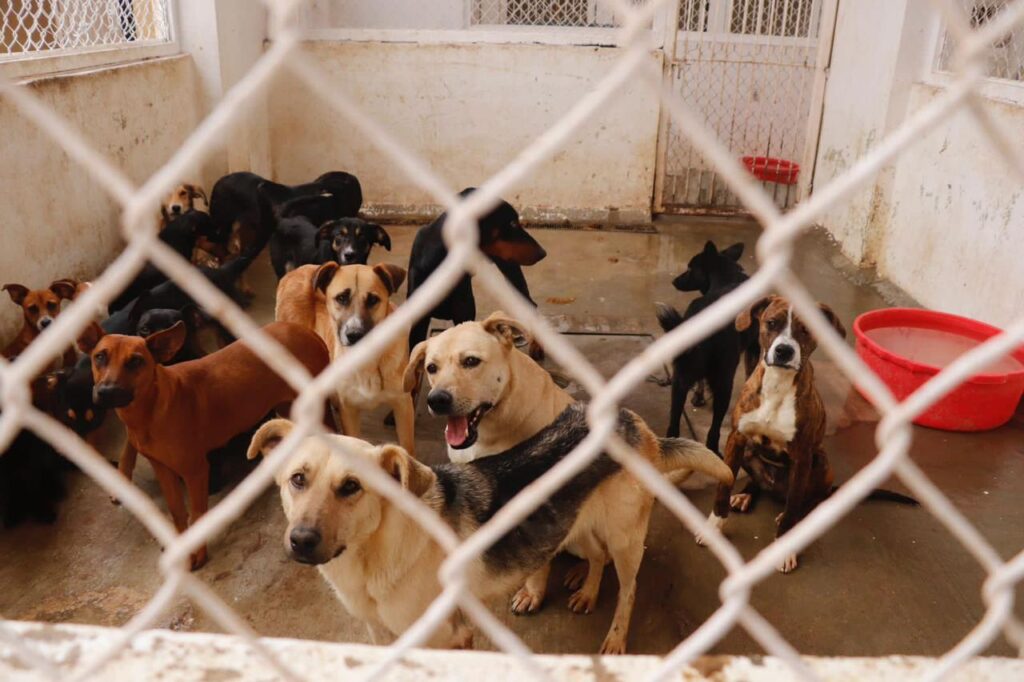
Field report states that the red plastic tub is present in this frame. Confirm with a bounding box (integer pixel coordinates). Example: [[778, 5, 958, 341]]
[[854, 308, 1024, 431], [742, 156, 800, 185]]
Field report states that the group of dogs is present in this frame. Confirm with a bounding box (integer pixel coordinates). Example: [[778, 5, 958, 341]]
[[0, 171, 917, 654]]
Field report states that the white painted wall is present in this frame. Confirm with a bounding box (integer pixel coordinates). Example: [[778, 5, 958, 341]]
[[268, 41, 663, 223], [302, 0, 465, 29], [0, 56, 201, 340], [813, 0, 1024, 327]]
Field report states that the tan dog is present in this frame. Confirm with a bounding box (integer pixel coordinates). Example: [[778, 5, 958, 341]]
[[251, 402, 729, 653], [275, 262, 415, 456], [404, 313, 733, 651], [2, 279, 79, 366], [162, 183, 207, 222]]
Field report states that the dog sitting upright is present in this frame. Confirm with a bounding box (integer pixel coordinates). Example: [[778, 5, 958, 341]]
[[252, 402, 731, 653], [78, 320, 329, 569], [2, 279, 78, 366]]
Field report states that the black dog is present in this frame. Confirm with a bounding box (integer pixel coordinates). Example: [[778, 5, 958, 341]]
[[406, 188, 546, 352], [210, 171, 362, 258], [136, 305, 208, 363], [318, 218, 390, 266], [656, 241, 759, 453]]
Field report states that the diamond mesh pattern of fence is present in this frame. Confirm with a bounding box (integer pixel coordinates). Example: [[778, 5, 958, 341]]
[[0, 0, 171, 56], [2, 0, 1024, 680], [937, 0, 1024, 81]]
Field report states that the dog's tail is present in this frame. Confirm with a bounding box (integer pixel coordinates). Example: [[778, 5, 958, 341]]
[[658, 437, 734, 486], [830, 485, 919, 506], [655, 302, 684, 333]]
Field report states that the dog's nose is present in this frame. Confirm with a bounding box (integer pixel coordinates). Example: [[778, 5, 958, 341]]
[[427, 389, 454, 415], [344, 328, 365, 344], [92, 383, 133, 408], [341, 249, 357, 264], [773, 344, 795, 364], [289, 527, 321, 555], [170, 205, 182, 215], [38, 317, 52, 329]]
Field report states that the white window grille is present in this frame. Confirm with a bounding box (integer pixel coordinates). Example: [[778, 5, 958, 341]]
[[1, 0, 1024, 680], [679, 0, 820, 39], [0, 0, 172, 57], [936, 0, 1024, 81], [471, 0, 637, 27]]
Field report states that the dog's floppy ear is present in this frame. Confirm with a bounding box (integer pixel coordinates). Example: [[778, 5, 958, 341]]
[[186, 184, 208, 206], [49, 279, 77, 300], [314, 261, 339, 294], [736, 295, 774, 332], [77, 321, 105, 354], [145, 320, 186, 364], [3, 284, 28, 306], [722, 242, 744, 261], [316, 222, 335, 245], [818, 303, 847, 339], [372, 263, 406, 295], [378, 444, 436, 497], [403, 340, 428, 393], [369, 224, 391, 251], [481, 311, 529, 348], [247, 418, 294, 461]]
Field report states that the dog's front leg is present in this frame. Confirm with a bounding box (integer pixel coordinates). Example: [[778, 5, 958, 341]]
[[183, 466, 210, 570], [510, 562, 550, 615], [391, 394, 416, 459], [775, 447, 812, 574], [339, 401, 361, 438], [696, 431, 745, 546], [110, 441, 139, 505]]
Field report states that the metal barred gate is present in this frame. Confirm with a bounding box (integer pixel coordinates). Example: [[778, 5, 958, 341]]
[[656, 0, 836, 212]]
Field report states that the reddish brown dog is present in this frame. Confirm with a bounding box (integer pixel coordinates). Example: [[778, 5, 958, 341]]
[[79, 320, 329, 569], [696, 294, 845, 573], [2, 279, 79, 366]]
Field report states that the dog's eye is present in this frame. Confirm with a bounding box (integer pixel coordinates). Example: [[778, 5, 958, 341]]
[[290, 472, 306, 490], [337, 478, 361, 498], [138, 326, 149, 336], [365, 293, 379, 308], [336, 290, 351, 307], [426, 363, 438, 374], [765, 318, 780, 331], [125, 354, 145, 370], [461, 356, 482, 369], [333, 238, 343, 250], [93, 351, 108, 368], [47, 302, 57, 311], [28, 305, 38, 315]]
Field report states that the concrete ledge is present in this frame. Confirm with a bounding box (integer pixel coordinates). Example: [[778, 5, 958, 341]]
[[362, 202, 652, 226], [2, 621, 1022, 681]]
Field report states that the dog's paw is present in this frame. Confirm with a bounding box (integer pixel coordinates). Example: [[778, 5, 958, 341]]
[[563, 560, 589, 591], [510, 585, 544, 615], [777, 554, 799, 574], [730, 493, 753, 513], [189, 548, 209, 572], [568, 588, 597, 614], [599, 635, 627, 655], [694, 512, 726, 546]]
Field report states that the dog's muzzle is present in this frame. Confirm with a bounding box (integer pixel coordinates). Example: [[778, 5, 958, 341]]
[[37, 317, 53, 331], [92, 383, 134, 408], [287, 526, 344, 565], [428, 392, 493, 450], [767, 342, 799, 369]]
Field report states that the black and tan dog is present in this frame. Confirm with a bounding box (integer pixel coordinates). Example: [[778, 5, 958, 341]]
[[252, 402, 731, 653], [696, 295, 915, 572]]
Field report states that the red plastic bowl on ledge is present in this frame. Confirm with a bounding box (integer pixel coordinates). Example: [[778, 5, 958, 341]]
[[853, 308, 1024, 431], [742, 156, 800, 185]]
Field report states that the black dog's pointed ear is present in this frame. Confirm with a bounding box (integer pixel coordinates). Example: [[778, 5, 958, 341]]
[[702, 240, 718, 256], [314, 262, 339, 294], [721, 243, 744, 261], [127, 291, 152, 324], [370, 224, 391, 251], [736, 295, 775, 332], [818, 303, 847, 339]]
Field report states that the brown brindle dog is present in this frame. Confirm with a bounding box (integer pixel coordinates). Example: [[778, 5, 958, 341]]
[[78, 320, 329, 570], [2, 279, 79, 366], [695, 294, 845, 573]]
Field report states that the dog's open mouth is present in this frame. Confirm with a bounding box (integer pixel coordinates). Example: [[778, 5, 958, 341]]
[[445, 404, 492, 450]]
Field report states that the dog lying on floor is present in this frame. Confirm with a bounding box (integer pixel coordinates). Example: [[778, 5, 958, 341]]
[[403, 312, 733, 650], [251, 401, 731, 653]]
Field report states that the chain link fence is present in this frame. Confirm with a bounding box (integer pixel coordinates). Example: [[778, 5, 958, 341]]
[[1, 0, 1024, 680], [936, 0, 1024, 81], [0, 0, 171, 56]]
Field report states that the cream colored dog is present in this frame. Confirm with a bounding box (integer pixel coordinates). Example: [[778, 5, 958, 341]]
[[275, 262, 415, 456], [251, 402, 730, 653]]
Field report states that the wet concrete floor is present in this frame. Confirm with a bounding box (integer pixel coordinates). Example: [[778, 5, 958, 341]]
[[1, 215, 1022, 657]]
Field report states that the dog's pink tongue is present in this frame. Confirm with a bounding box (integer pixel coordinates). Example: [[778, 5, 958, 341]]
[[445, 416, 469, 447]]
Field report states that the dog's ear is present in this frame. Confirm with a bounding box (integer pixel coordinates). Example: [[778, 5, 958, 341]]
[[186, 184, 208, 206], [145, 320, 186, 364], [372, 263, 406, 295], [736, 295, 775, 332], [378, 444, 436, 497], [127, 291, 152, 324], [403, 340, 428, 393], [818, 303, 846, 339], [3, 284, 28, 306], [314, 262, 339, 294], [49, 279, 77, 300], [369, 224, 391, 251], [481, 311, 529, 348], [77, 322, 105, 354], [702, 240, 718, 256], [316, 223, 335, 245], [721, 242, 744, 261], [247, 418, 294, 461]]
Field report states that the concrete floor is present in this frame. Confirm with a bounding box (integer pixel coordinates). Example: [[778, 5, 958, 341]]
[[2, 216, 1023, 658]]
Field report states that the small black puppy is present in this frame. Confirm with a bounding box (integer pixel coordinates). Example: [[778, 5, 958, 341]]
[[318, 218, 391, 265], [269, 215, 329, 278], [656, 240, 759, 453], [406, 188, 546, 352]]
